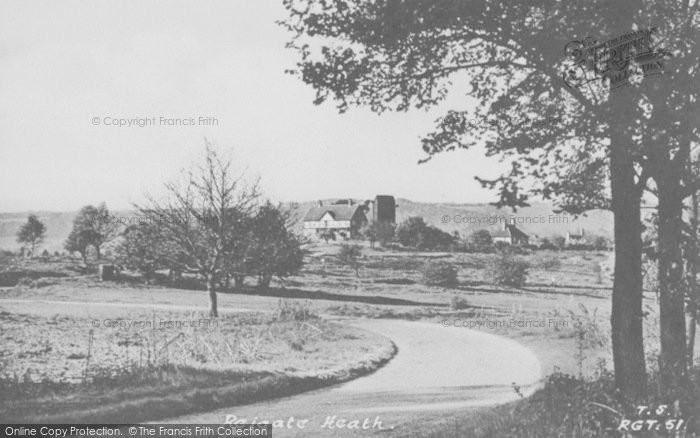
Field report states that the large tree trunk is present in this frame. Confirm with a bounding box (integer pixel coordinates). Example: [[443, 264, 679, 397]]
[[207, 273, 218, 317], [656, 174, 688, 398], [688, 190, 699, 364], [609, 127, 648, 402]]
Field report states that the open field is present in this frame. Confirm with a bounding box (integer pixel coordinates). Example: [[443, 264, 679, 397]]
[[0, 276, 396, 422]]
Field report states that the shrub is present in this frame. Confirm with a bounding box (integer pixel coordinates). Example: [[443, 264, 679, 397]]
[[362, 220, 396, 248], [395, 216, 454, 251], [337, 244, 362, 277], [552, 235, 567, 249], [466, 229, 493, 252], [450, 295, 470, 310], [586, 234, 611, 250], [487, 250, 529, 287], [421, 260, 458, 287]]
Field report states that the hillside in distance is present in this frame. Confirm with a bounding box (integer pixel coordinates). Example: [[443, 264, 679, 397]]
[[0, 199, 613, 252]]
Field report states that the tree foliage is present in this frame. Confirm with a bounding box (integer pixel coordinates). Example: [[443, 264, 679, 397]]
[[16, 215, 46, 257], [395, 216, 454, 250], [245, 202, 305, 288], [469, 229, 493, 252], [281, 0, 700, 400], [114, 222, 178, 282], [362, 220, 396, 248], [65, 203, 119, 262]]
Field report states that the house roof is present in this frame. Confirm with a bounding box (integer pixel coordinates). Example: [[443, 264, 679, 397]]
[[492, 224, 529, 239], [491, 228, 510, 238], [303, 204, 365, 222], [508, 224, 529, 239]]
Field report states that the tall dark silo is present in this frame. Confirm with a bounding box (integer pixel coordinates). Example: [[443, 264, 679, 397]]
[[374, 195, 396, 223]]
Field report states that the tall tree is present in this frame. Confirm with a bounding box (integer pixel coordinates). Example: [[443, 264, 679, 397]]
[[67, 203, 120, 260], [282, 0, 699, 400], [16, 215, 46, 257], [686, 165, 699, 364], [136, 141, 259, 317]]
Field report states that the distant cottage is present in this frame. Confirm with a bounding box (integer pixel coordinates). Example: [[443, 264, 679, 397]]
[[302, 195, 396, 241], [566, 228, 586, 246], [302, 200, 368, 241], [492, 219, 529, 246]]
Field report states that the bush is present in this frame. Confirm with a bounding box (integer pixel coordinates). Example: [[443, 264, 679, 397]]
[[337, 244, 362, 276], [466, 229, 493, 253], [395, 216, 454, 251], [487, 250, 529, 287], [421, 260, 458, 287], [450, 295, 470, 310]]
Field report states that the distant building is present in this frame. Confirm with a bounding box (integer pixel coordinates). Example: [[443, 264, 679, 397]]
[[302, 200, 368, 241], [372, 195, 396, 224], [566, 228, 586, 246], [492, 219, 529, 246]]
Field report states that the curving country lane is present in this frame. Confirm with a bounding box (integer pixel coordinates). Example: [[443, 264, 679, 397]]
[[163, 319, 542, 437]]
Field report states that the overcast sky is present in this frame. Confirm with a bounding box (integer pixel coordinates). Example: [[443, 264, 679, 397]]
[[0, 0, 507, 212]]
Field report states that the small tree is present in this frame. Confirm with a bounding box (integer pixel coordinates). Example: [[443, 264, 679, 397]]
[[246, 202, 304, 288], [421, 260, 458, 287], [469, 229, 493, 252], [396, 216, 426, 248], [114, 222, 176, 283], [65, 227, 98, 265], [136, 142, 260, 317], [487, 249, 529, 288], [337, 244, 362, 277], [16, 215, 46, 257], [363, 220, 396, 248]]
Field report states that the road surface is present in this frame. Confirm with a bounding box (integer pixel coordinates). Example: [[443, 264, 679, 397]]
[[163, 319, 542, 437]]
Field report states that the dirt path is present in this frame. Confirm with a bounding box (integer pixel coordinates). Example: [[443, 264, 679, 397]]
[[162, 319, 542, 437]]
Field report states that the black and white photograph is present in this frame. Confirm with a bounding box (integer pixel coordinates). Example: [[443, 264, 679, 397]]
[[0, 1, 699, 437]]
